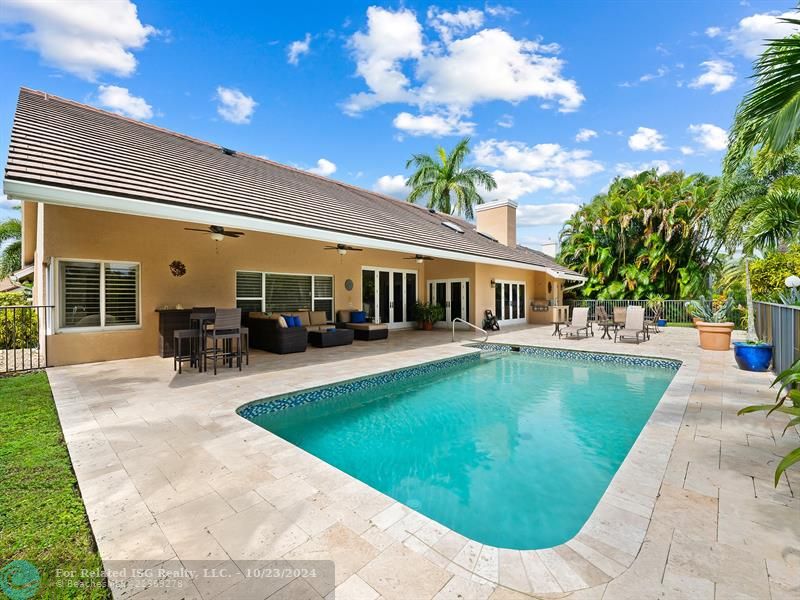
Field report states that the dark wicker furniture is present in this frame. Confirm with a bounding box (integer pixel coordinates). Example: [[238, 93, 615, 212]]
[[308, 328, 354, 348]]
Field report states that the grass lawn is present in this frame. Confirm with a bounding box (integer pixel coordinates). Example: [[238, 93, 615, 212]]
[[0, 372, 109, 599]]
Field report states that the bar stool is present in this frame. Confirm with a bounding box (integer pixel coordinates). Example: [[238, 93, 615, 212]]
[[240, 326, 249, 366], [173, 328, 199, 374]]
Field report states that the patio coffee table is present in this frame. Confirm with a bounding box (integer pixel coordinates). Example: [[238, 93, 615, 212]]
[[308, 328, 354, 348]]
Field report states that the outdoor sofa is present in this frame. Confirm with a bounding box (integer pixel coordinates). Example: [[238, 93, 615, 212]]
[[336, 310, 389, 341], [244, 312, 308, 354]]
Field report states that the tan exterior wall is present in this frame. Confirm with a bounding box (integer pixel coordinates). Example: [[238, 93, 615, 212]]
[[29, 204, 565, 366]]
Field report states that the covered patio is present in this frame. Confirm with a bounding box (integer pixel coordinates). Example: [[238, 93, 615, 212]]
[[47, 324, 798, 599]]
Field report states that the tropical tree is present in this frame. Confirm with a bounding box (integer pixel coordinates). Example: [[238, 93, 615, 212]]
[[405, 137, 497, 219], [0, 216, 21, 279], [558, 169, 720, 299], [712, 152, 800, 339], [725, 16, 800, 175]]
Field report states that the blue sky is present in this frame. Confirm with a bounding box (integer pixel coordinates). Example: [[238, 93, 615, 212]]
[[0, 0, 796, 248]]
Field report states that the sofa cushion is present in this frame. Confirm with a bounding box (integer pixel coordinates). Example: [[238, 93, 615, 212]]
[[276, 315, 288, 328], [337, 310, 351, 323], [248, 312, 269, 319], [309, 310, 328, 325], [346, 322, 388, 331]]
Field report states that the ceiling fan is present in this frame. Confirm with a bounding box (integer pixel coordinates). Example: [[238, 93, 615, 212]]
[[324, 243, 363, 256], [405, 254, 435, 264], [184, 225, 244, 241]]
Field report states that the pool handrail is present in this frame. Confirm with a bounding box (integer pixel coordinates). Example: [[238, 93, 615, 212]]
[[452, 318, 489, 343]]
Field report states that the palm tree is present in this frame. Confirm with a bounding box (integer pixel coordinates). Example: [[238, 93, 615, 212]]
[[0, 216, 21, 279], [405, 137, 496, 219], [724, 16, 800, 175], [712, 153, 800, 340]]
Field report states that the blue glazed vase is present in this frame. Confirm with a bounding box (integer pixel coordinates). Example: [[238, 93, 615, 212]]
[[733, 342, 773, 372]]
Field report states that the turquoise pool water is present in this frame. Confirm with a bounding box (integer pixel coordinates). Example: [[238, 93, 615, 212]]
[[247, 352, 676, 549]]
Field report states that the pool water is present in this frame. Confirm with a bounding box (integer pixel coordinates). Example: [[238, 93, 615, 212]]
[[248, 352, 676, 549]]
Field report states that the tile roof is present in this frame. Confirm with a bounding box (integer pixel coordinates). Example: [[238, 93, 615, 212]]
[[4, 88, 580, 276]]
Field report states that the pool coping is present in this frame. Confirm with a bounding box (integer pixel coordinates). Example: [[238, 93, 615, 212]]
[[233, 341, 697, 595]]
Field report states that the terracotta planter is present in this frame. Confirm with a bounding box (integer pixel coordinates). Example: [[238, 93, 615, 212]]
[[695, 322, 734, 351], [692, 317, 701, 327], [423, 321, 434, 331]]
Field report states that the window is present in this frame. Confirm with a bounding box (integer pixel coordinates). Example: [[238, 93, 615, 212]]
[[235, 272, 334, 320], [59, 260, 139, 330]]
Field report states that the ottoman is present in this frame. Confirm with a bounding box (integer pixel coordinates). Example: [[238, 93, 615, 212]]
[[308, 328, 355, 348]]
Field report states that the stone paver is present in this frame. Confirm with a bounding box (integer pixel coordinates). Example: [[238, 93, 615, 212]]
[[46, 326, 800, 599]]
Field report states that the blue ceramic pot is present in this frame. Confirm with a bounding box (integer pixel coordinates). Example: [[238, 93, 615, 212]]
[[657, 319, 667, 327], [733, 342, 773, 372]]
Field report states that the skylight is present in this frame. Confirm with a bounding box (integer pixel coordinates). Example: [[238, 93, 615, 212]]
[[442, 221, 464, 234], [477, 230, 497, 242]]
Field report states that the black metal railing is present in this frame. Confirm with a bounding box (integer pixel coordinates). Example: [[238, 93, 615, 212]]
[[0, 305, 53, 374], [754, 301, 800, 373], [565, 299, 702, 323]]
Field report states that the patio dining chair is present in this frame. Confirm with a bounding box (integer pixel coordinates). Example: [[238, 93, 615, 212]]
[[203, 308, 243, 375], [615, 306, 647, 344], [559, 306, 592, 339], [613, 306, 627, 326], [644, 305, 662, 338]]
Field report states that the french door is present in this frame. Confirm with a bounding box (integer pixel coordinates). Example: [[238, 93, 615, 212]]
[[494, 280, 526, 324], [362, 267, 417, 328], [428, 279, 470, 324]]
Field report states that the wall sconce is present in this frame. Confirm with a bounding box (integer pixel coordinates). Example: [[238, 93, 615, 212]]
[[490, 279, 496, 288]]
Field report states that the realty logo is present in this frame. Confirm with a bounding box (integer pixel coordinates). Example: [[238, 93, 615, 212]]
[[0, 560, 40, 600]]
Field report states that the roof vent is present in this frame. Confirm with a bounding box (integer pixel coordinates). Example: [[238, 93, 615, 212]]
[[442, 221, 464, 234], [221, 147, 236, 156], [477, 230, 498, 242]]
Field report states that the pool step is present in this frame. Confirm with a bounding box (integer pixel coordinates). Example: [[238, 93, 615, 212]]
[[480, 350, 505, 362]]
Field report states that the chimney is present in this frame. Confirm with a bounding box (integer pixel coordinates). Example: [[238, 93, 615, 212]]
[[540, 240, 559, 257], [475, 199, 517, 247]]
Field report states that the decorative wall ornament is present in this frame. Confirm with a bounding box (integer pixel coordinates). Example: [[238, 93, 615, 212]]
[[169, 260, 187, 277], [344, 279, 354, 291]]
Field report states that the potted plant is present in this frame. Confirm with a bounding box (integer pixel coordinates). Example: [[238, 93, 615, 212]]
[[686, 296, 736, 351], [647, 294, 667, 327], [414, 302, 444, 330], [733, 257, 773, 372]]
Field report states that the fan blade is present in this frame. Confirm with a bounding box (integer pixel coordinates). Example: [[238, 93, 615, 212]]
[[347, 247, 363, 251], [222, 231, 244, 237], [184, 228, 211, 232]]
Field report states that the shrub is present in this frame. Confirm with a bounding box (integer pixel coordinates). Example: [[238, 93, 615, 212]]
[[750, 245, 800, 301], [0, 292, 39, 349]]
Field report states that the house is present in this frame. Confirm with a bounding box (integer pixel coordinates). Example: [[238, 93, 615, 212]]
[[2, 88, 584, 366]]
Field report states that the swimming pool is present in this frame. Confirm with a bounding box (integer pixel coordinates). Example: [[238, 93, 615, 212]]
[[240, 347, 678, 549]]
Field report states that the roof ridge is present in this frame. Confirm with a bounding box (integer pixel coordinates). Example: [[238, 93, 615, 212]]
[[16, 87, 449, 216]]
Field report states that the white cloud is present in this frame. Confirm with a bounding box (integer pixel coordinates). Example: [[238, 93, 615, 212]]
[[496, 114, 514, 128], [628, 127, 667, 151], [482, 171, 559, 201], [726, 11, 799, 58], [575, 128, 597, 142], [473, 139, 604, 179], [516, 202, 580, 226], [427, 7, 483, 43], [343, 7, 424, 114], [393, 111, 475, 137], [615, 160, 671, 177], [0, 0, 156, 80], [215, 86, 257, 124], [485, 4, 518, 18], [680, 146, 695, 155], [373, 175, 409, 198], [287, 33, 311, 65], [96, 85, 152, 119], [688, 123, 728, 151], [705, 26, 722, 38], [343, 7, 584, 125], [639, 66, 669, 82], [689, 60, 735, 94], [308, 158, 337, 176]]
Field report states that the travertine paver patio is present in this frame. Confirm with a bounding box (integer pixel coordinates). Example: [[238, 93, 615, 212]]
[[46, 326, 799, 599]]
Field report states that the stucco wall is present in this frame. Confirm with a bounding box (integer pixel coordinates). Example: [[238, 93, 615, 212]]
[[33, 204, 557, 365]]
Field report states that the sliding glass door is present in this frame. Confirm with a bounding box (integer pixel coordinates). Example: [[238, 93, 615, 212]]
[[362, 267, 417, 328], [494, 280, 526, 324]]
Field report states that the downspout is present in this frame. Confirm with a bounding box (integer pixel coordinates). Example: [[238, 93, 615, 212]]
[[563, 280, 586, 292]]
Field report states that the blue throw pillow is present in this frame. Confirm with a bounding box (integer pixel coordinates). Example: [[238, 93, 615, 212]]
[[281, 314, 295, 327], [293, 316, 303, 327], [351, 311, 366, 323]]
